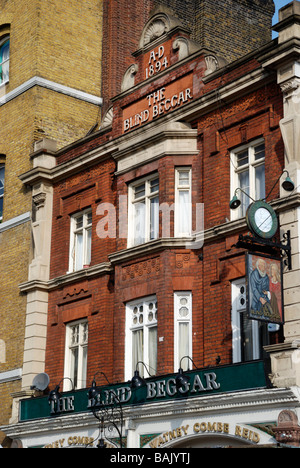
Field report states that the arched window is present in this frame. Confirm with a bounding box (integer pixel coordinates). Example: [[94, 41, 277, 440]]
[[0, 37, 9, 85]]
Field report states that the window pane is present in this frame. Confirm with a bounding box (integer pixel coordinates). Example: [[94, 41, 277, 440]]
[[178, 190, 190, 234], [134, 183, 145, 200], [240, 312, 254, 361], [66, 321, 88, 390], [150, 196, 159, 240], [132, 329, 144, 376], [178, 323, 190, 371], [133, 201, 145, 245], [82, 322, 88, 344], [0, 40, 9, 84], [2, 61, 9, 83], [0, 165, 5, 196], [76, 216, 83, 230], [255, 164, 265, 200], [178, 171, 190, 186], [254, 144, 265, 161], [238, 170, 250, 216], [87, 211, 92, 226], [149, 326, 157, 375], [150, 178, 159, 193], [236, 149, 248, 167], [86, 228, 92, 264], [70, 347, 79, 388], [81, 346, 88, 388], [1, 41, 9, 61], [75, 232, 83, 270], [0, 165, 3, 219], [71, 325, 79, 346]]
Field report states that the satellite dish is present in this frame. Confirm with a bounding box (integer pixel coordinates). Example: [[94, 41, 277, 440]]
[[31, 372, 50, 391]]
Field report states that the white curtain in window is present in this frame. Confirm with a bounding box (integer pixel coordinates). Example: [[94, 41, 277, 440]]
[[238, 171, 250, 216], [148, 326, 157, 374], [150, 196, 159, 240], [75, 232, 83, 270], [81, 346, 88, 388], [178, 323, 189, 371], [70, 347, 78, 389], [134, 202, 146, 245], [86, 228, 92, 264], [132, 329, 144, 375], [178, 190, 190, 235]]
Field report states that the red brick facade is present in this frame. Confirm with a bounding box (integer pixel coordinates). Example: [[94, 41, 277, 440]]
[[45, 6, 284, 390]]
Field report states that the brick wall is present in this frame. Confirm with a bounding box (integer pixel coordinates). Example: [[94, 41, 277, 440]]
[[101, 0, 275, 109], [45, 81, 284, 387], [152, 0, 275, 62]]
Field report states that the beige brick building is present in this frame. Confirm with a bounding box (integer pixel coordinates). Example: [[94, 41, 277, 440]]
[[0, 0, 104, 445]]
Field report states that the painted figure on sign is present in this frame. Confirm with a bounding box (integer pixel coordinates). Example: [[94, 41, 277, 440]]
[[250, 258, 270, 312]]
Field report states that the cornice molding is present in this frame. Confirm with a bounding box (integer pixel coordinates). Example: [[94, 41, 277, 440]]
[[0, 76, 103, 106], [19, 262, 113, 293], [0, 211, 31, 233], [3, 387, 299, 441]]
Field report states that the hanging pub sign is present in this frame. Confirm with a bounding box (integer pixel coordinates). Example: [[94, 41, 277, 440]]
[[246, 253, 284, 324]]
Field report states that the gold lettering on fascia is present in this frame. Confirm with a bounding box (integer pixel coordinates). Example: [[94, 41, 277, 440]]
[[149, 423, 261, 448]]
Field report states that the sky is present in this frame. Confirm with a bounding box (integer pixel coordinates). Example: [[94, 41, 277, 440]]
[[272, 0, 293, 37], [273, 0, 293, 24]]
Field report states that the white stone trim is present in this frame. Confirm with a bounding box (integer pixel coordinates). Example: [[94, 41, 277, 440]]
[[0, 368, 22, 384], [0, 76, 103, 106], [0, 212, 31, 233]]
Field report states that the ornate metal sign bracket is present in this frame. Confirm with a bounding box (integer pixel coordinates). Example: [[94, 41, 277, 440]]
[[234, 230, 292, 270]]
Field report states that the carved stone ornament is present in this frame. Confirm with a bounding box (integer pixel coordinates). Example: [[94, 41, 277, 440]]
[[280, 78, 300, 99], [33, 192, 46, 209], [172, 37, 201, 61], [100, 106, 114, 130], [138, 7, 182, 49], [273, 410, 300, 447], [204, 55, 227, 76], [121, 64, 139, 92], [205, 56, 219, 75]]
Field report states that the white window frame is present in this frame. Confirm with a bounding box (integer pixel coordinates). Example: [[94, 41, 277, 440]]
[[230, 139, 265, 220], [64, 319, 88, 391], [0, 36, 9, 86], [125, 296, 157, 381], [68, 208, 92, 272], [0, 163, 4, 221], [128, 174, 159, 247], [174, 167, 192, 237], [231, 278, 260, 363], [174, 291, 192, 372]]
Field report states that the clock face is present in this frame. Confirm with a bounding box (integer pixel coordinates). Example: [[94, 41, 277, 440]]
[[254, 207, 273, 233], [246, 201, 278, 239]]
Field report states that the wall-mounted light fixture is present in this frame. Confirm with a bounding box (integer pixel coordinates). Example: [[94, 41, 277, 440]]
[[48, 377, 74, 405], [88, 371, 110, 401], [175, 356, 198, 390], [229, 170, 295, 211], [130, 361, 153, 389]]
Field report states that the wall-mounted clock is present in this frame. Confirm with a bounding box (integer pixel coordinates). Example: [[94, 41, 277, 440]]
[[246, 201, 278, 239]]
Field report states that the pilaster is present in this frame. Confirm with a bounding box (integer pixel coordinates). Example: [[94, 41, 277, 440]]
[[265, 1, 300, 387], [19, 139, 56, 390]]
